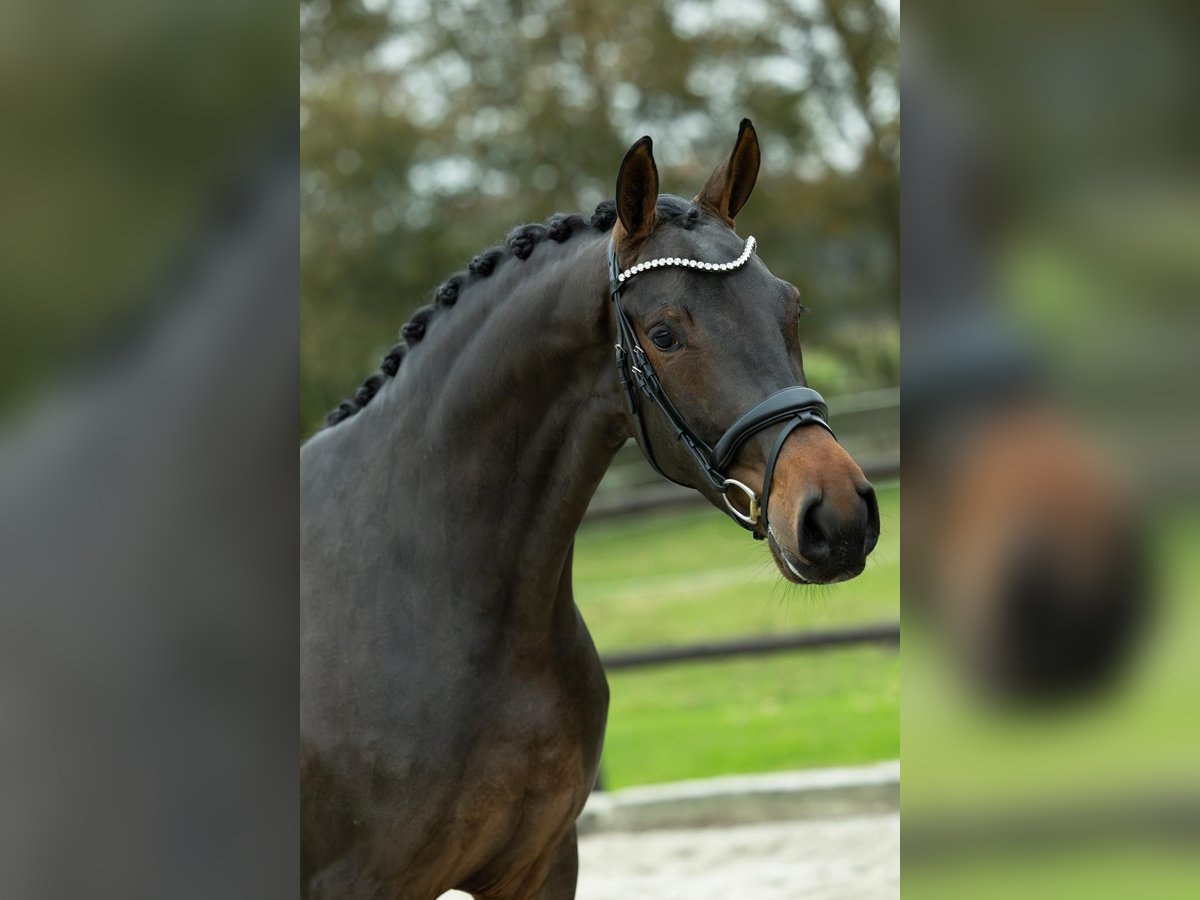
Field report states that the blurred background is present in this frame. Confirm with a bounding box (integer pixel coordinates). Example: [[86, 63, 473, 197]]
[[0, 3, 297, 899], [0, 2, 293, 420], [301, 0, 901, 802], [902, 1, 1200, 897]]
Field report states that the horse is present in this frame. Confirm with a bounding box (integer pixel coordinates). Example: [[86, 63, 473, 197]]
[[901, 64, 1147, 701], [300, 120, 880, 899]]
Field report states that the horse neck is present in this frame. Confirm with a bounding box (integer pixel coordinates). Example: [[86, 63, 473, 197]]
[[341, 233, 626, 626]]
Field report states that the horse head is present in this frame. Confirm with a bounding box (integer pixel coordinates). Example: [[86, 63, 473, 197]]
[[608, 121, 879, 585]]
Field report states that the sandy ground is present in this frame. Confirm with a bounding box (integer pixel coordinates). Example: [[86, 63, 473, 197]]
[[576, 814, 898, 900], [443, 812, 898, 900]]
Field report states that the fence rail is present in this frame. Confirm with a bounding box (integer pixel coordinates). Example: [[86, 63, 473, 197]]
[[601, 621, 900, 672]]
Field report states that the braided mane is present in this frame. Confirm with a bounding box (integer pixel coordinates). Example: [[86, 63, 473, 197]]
[[323, 195, 703, 428]]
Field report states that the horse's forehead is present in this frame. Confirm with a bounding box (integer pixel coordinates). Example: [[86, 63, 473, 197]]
[[648, 220, 742, 258], [639, 231, 783, 313]]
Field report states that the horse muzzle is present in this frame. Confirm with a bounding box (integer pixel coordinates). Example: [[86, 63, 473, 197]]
[[756, 427, 880, 585]]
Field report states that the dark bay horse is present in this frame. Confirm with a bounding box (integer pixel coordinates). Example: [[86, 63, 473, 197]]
[[300, 121, 879, 899]]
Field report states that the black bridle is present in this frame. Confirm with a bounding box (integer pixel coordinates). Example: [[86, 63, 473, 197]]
[[608, 235, 836, 538]]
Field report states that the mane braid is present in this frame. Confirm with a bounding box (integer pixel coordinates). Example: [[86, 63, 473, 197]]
[[322, 200, 620, 429]]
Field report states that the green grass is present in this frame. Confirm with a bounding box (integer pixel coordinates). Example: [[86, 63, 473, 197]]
[[573, 484, 900, 788], [904, 841, 1200, 900], [601, 649, 899, 789], [901, 506, 1200, 816], [900, 508, 1200, 896], [575, 484, 900, 647]]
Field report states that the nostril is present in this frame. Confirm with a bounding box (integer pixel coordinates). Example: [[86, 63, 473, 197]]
[[859, 483, 881, 556], [798, 494, 832, 563], [803, 510, 827, 550]]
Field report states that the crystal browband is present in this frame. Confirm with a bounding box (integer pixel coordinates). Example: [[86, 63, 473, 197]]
[[615, 235, 757, 284]]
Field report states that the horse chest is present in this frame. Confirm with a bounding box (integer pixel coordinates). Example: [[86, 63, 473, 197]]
[[461, 664, 604, 811], [411, 662, 603, 884]]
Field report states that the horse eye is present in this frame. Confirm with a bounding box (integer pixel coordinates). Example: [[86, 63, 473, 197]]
[[649, 328, 677, 351]]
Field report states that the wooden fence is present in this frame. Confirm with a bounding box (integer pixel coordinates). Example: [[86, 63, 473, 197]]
[[602, 621, 900, 671]]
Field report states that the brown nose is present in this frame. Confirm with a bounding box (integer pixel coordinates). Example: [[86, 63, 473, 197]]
[[795, 482, 880, 571]]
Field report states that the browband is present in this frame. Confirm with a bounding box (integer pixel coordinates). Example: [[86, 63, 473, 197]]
[[613, 235, 757, 288]]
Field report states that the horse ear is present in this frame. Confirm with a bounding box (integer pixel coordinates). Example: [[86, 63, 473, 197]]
[[695, 118, 760, 226], [614, 136, 659, 244]]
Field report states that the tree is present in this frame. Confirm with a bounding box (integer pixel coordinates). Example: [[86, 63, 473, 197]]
[[300, 0, 899, 434]]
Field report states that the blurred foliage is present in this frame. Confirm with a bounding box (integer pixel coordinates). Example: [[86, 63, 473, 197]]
[[301, 0, 899, 434], [802, 317, 900, 396], [0, 2, 293, 417]]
